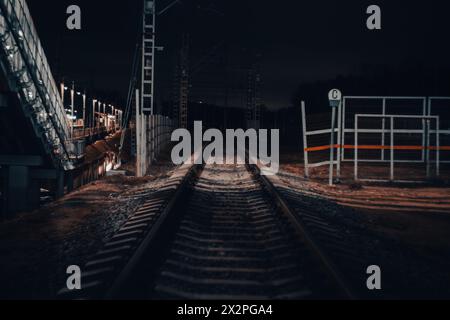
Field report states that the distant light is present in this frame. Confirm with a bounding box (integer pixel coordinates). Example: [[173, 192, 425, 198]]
[[105, 160, 113, 172], [64, 87, 68, 90], [76, 92, 81, 95]]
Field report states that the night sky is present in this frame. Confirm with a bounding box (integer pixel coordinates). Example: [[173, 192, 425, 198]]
[[27, 0, 450, 110]]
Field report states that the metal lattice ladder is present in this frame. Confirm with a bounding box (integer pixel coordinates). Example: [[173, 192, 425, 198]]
[[141, 0, 156, 115]]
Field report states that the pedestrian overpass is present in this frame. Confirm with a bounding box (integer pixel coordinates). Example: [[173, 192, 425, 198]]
[[0, 0, 98, 216]]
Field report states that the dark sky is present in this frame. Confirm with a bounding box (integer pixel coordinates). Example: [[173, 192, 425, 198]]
[[27, 0, 450, 110]]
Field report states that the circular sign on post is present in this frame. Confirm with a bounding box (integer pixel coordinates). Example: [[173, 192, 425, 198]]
[[328, 89, 342, 108]]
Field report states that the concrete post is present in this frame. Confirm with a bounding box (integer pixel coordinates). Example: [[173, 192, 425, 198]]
[[6, 166, 30, 215]]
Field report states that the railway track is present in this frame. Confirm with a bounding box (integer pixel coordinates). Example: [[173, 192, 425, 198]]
[[59, 160, 355, 300], [273, 171, 384, 297]]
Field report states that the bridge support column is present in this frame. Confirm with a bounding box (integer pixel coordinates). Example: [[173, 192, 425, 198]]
[[66, 171, 74, 193], [7, 166, 32, 215], [0, 156, 46, 218], [0, 159, 43, 217], [55, 169, 65, 199]]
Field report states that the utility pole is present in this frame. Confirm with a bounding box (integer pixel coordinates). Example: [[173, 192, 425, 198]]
[[60, 82, 65, 106], [246, 54, 261, 130], [82, 90, 86, 130], [135, 0, 157, 177], [141, 0, 156, 115], [136, 0, 179, 176], [136, 89, 142, 176], [174, 33, 190, 129], [223, 44, 229, 131], [92, 99, 97, 134], [70, 82, 75, 139], [102, 103, 105, 127]]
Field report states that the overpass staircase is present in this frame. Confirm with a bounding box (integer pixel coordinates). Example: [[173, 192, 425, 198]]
[[0, 0, 77, 216]]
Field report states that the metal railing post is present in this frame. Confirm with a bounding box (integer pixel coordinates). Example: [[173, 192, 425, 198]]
[[329, 106, 336, 186], [437, 117, 440, 177], [381, 98, 386, 161], [354, 114, 358, 181], [341, 97, 346, 162], [301, 101, 309, 178], [422, 98, 428, 161], [135, 89, 142, 177], [337, 100, 342, 181], [390, 117, 395, 182], [426, 119, 431, 179]]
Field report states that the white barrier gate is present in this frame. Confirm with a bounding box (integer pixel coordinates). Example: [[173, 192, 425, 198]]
[[301, 96, 450, 183], [354, 114, 440, 183]]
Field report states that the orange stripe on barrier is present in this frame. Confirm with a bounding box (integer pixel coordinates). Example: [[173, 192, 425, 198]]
[[345, 145, 424, 151], [430, 146, 450, 151], [304, 145, 336, 152], [305, 145, 450, 152]]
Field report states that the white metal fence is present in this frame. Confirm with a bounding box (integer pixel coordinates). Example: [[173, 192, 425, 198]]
[[302, 96, 450, 183], [136, 114, 175, 177], [301, 101, 340, 178], [354, 114, 440, 183], [342, 96, 427, 163]]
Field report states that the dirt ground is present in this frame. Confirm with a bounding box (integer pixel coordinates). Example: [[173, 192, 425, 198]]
[[0, 151, 175, 299], [278, 151, 450, 298], [1, 147, 449, 299], [281, 151, 450, 242]]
